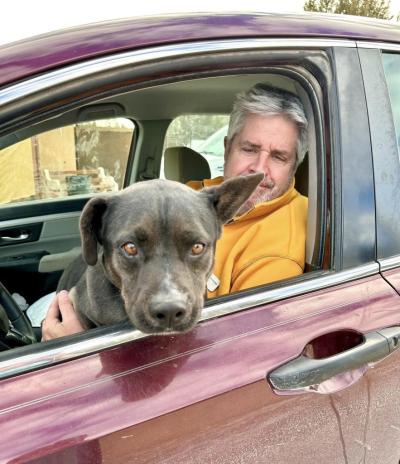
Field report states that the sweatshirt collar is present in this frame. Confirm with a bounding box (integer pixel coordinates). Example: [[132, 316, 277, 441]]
[[203, 176, 298, 222]]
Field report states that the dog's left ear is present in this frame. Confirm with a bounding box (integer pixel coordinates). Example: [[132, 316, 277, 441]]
[[80, 196, 108, 266], [201, 172, 264, 223]]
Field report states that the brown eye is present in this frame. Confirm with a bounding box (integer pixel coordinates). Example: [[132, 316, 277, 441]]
[[122, 242, 138, 256], [191, 243, 205, 255]]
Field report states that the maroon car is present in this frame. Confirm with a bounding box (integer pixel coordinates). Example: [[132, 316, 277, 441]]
[[1, 12, 400, 463]]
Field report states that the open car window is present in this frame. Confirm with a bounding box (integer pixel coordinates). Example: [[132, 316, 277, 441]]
[[0, 44, 327, 373]]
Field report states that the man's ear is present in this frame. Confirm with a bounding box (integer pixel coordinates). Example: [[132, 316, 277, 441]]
[[223, 136, 229, 162], [80, 196, 108, 266], [201, 172, 264, 224]]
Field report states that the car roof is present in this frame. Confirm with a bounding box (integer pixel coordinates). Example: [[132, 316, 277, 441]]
[[1, 12, 399, 88]]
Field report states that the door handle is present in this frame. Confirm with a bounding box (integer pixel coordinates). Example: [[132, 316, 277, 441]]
[[268, 326, 400, 391], [0, 223, 42, 247], [0, 233, 30, 242]]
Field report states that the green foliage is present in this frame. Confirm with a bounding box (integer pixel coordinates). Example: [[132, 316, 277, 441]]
[[304, 0, 393, 19]]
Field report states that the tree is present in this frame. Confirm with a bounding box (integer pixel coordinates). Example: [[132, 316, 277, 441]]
[[304, 0, 393, 20]]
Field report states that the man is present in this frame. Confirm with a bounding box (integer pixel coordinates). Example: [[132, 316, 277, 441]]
[[42, 83, 308, 339], [189, 83, 308, 297]]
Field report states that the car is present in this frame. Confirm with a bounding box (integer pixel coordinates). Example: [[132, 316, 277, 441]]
[[1, 11, 400, 463]]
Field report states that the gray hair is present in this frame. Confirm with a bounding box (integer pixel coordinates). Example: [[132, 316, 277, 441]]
[[227, 83, 308, 168]]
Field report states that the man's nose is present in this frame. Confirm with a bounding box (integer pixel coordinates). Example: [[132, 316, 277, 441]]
[[250, 152, 270, 175]]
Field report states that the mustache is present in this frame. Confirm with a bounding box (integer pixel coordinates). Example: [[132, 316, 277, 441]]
[[259, 180, 275, 189]]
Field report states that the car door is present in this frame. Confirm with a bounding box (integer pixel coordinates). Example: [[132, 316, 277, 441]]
[[1, 34, 400, 464]]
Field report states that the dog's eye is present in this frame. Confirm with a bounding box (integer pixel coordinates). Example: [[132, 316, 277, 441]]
[[122, 242, 138, 256], [191, 243, 205, 255]]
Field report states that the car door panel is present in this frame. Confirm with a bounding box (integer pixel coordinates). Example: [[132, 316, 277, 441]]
[[382, 268, 400, 294], [100, 354, 400, 464], [1, 272, 400, 463], [0, 213, 80, 262], [0, 213, 81, 298]]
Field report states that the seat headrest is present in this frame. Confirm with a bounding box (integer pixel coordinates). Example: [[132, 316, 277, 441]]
[[295, 152, 308, 197], [164, 146, 211, 184]]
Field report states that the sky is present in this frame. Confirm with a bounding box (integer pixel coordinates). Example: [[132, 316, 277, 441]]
[[1, 0, 400, 45]]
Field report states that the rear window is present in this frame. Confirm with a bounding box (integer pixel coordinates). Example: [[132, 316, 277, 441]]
[[163, 114, 229, 178], [0, 118, 135, 205]]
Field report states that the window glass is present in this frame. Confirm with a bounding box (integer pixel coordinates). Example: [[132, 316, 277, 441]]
[[382, 53, 400, 153], [0, 118, 134, 205], [163, 114, 229, 178]]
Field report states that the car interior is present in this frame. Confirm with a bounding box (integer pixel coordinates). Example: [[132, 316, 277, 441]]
[[0, 71, 324, 350]]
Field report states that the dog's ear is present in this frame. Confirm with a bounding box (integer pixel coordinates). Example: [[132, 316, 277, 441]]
[[80, 196, 108, 266], [201, 172, 264, 223]]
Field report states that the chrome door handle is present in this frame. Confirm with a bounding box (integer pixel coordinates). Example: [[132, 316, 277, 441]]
[[0, 233, 30, 242], [268, 326, 400, 391]]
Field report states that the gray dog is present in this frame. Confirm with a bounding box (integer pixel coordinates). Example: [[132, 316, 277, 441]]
[[58, 173, 263, 334]]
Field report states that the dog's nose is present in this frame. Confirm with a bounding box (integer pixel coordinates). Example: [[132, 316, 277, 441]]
[[149, 302, 187, 329]]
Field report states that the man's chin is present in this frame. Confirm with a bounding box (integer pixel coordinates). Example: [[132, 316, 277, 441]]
[[252, 188, 275, 203], [237, 193, 271, 215], [235, 186, 285, 215]]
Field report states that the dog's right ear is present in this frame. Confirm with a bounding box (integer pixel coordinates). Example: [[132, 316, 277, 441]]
[[80, 196, 108, 266], [201, 172, 264, 224]]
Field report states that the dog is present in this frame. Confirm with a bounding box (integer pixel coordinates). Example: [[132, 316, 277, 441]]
[[57, 173, 263, 334]]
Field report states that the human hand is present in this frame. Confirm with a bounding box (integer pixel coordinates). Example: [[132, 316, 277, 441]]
[[41, 290, 85, 341]]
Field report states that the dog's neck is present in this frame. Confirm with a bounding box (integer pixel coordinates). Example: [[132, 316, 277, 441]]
[[98, 250, 122, 290], [85, 259, 128, 326]]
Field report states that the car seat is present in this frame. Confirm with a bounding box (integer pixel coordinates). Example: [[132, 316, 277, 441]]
[[164, 146, 211, 183]]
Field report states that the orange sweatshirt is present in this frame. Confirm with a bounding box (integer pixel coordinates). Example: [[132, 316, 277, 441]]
[[188, 177, 308, 298]]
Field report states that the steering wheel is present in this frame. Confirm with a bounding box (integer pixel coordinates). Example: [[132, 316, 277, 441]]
[[0, 282, 36, 348]]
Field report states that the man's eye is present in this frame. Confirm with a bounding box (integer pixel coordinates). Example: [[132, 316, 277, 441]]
[[191, 243, 205, 255], [242, 147, 258, 155], [122, 242, 138, 256]]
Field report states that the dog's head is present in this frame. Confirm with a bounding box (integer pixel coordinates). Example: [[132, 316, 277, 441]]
[[80, 173, 263, 334]]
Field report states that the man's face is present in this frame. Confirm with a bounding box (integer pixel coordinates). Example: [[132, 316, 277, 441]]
[[223, 113, 298, 215]]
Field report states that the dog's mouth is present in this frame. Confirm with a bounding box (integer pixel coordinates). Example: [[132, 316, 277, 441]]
[[130, 315, 200, 335], [147, 324, 196, 336]]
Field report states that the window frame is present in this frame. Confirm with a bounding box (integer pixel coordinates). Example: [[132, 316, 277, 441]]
[[0, 38, 362, 379]]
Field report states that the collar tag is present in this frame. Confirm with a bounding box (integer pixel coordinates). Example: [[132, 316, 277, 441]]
[[207, 274, 220, 292]]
